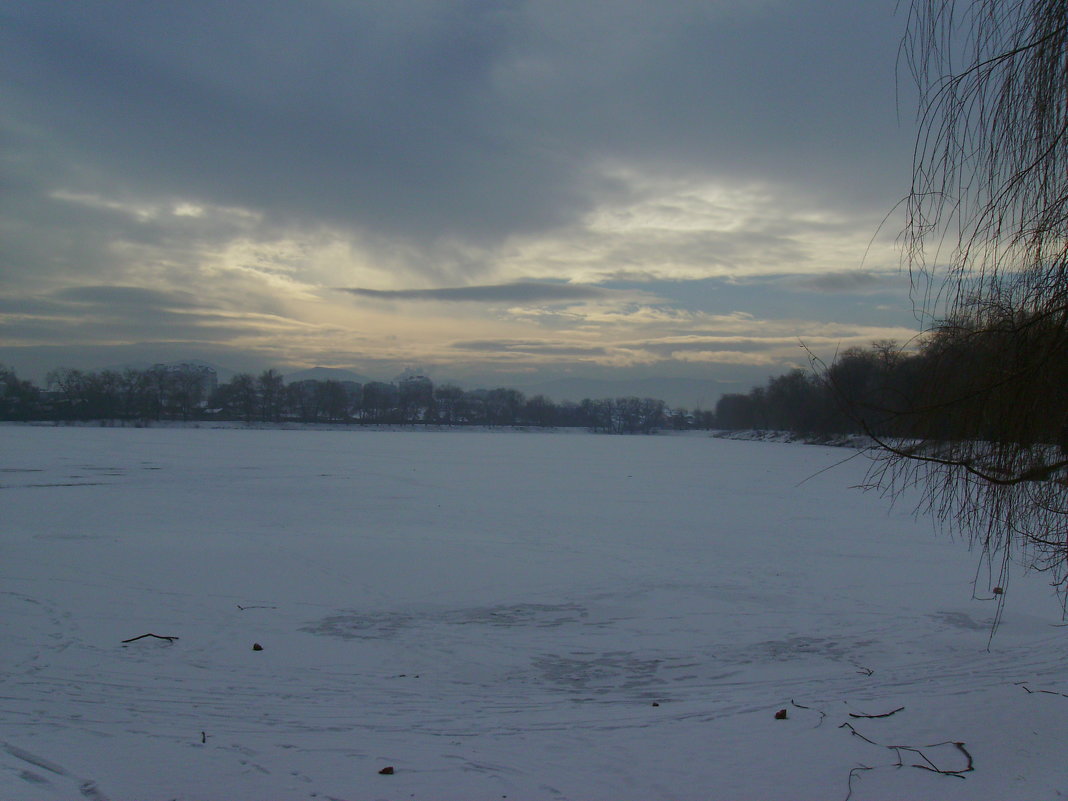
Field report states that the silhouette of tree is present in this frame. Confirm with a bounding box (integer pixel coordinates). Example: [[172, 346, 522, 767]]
[[871, 0, 1068, 604]]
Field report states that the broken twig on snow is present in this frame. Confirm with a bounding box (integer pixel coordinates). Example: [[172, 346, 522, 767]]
[[848, 705, 905, 719], [844, 765, 874, 801], [121, 633, 179, 643], [838, 722, 973, 777], [790, 699, 828, 728], [1015, 681, 1068, 698]]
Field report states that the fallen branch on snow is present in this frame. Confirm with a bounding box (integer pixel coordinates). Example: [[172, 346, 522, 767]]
[[844, 765, 874, 801], [121, 633, 179, 643], [790, 699, 828, 728], [848, 705, 905, 719], [839, 721, 973, 777], [1016, 681, 1068, 699]]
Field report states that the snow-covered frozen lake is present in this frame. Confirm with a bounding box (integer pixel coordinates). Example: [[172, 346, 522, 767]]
[[2, 425, 1066, 800]]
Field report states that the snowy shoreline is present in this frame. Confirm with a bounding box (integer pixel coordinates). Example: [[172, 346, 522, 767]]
[[3, 419, 875, 449]]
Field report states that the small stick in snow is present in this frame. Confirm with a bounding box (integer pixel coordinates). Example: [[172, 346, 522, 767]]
[[848, 705, 905, 719], [838, 722, 879, 745], [892, 742, 972, 777], [839, 723, 973, 778], [121, 633, 179, 643], [790, 699, 827, 728], [1015, 682, 1068, 698], [844, 765, 873, 801]]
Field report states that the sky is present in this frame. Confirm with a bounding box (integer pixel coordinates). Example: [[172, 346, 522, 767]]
[[0, 0, 927, 406]]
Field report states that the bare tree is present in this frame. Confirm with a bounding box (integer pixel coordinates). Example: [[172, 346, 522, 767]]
[[257, 369, 285, 422], [871, 0, 1068, 612], [221, 373, 259, 423], [0, 364, 40, 419]]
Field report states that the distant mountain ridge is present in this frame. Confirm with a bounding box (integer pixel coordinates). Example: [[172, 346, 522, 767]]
[[93, 358, 238, 381], [284, 366, 375, 385]]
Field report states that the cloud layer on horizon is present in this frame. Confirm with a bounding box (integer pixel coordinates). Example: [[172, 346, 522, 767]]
[[0, 0, 922, 391]]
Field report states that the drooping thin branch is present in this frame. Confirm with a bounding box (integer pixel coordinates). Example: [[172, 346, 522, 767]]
[[863, 427, 1068, 487]]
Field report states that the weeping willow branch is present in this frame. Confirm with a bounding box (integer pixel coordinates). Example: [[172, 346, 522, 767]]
[[856, 0, 1068, 600]]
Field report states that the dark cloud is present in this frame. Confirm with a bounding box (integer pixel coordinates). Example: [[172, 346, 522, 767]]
[[1, 1, 585, 244], [0, 287, 199, 324], [450, 340, 608, 356], [634, 337, 787, 355], [340, 282, 609, 303], [0, 342, 271, 384], [0, 1, 925, 387], [1, 313, 253, 346], [52, 285, 199, 308], [1, 1, 912, 252], [793, 271, 896, 293], [3, 285, 290, 349], [0, 295, 66, 315]]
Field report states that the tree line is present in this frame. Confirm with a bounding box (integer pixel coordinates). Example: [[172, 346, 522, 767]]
[[8, 313, 1065, 444], [715, 317, 1068, 450], [712, 340, 903, 437], [0, 363, 706, 434]]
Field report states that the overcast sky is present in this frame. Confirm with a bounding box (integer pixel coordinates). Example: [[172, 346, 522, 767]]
[[1, 0, 926, 403]]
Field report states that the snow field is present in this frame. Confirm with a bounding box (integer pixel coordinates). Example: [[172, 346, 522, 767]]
[[1, 425, 1066, 800]]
